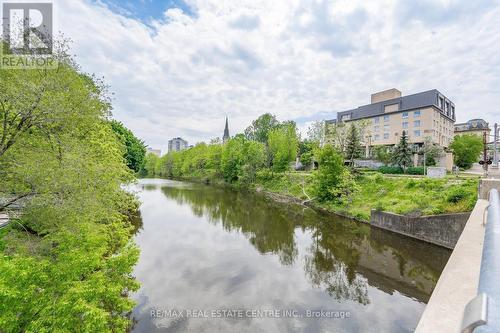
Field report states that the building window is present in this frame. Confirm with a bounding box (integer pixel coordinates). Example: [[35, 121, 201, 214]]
[[384, 115, 390, 122], [438, 97, 444, 109], [402, 112, 409, 118], [414, 130, 421, 137], [414, 120, 421, 127], [414, 110, 421, 117], [383, 133, 389, 140], [341, 114, 351, 121], [402, 122, 408, 129], [451, 106, 455, 119], [384, 124, 389, 131], [374, 117, 380, 124], [374, 134, 380, 141], [374, 125, 379, 132]]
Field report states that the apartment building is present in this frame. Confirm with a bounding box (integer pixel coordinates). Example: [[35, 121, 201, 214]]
[[328, 89, 456, 147], [168, 137, 188, 153], [147, 148, 162, 156], [454, 119, 490, 138]]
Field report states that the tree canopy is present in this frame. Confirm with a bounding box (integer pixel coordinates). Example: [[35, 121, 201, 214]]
[[450, 134, 483, 169], [0, 48, 139, 331], [110, 120, 146, 173], [244, 113, 279, 143]]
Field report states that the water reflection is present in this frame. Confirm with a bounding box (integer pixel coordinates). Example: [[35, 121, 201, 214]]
[[131, 179, 450, 333]]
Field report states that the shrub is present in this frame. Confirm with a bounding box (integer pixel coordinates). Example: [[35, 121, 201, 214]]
[[446, 187, 472, 203], [406, 167, 425, 175], [378, 166, 404, 174], [312, 145, 357, 202]]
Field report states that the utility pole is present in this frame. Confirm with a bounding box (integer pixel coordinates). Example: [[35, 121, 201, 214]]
[[493, 123, 499, 169], [483, 131, 489, 177]]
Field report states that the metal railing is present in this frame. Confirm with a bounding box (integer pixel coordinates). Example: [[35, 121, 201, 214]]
[[462, 189, 500, 333]]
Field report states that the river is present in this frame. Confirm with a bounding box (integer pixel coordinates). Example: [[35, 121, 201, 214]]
[[130, 179, 450, 333]]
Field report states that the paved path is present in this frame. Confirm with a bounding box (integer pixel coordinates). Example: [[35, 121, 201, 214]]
[[462, 163, 500, 179]]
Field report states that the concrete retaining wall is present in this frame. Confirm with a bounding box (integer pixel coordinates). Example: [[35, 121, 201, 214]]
[[370, 210, 471, 249], [479, 178, 500, 199]]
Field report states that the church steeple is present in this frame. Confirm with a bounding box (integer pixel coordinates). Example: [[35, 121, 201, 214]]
[[223, 117, 230, 143]]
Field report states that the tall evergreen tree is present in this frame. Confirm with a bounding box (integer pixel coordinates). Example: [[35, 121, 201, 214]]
[[392, 130, 413, 169], [345, 123, 362, 167]]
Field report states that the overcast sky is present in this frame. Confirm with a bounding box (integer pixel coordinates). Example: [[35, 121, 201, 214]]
[[53, 0, 500, 152]]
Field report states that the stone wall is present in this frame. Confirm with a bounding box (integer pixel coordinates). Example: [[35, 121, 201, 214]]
[[370, 210, 471, 249]]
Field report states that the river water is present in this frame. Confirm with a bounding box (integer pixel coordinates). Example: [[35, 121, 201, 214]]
[[130, 179, 450, 333]]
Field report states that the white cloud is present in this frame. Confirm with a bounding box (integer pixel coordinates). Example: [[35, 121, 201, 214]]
[[56, 0, 500, 151]]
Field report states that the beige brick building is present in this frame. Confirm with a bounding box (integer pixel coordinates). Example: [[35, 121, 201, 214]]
[[328, 89, 456, 148], [454, 119, 490, 138]]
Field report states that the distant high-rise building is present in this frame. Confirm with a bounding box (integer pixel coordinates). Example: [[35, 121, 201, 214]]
[[168, 137, 188, 152], [147, 148, 161, 156], [223, 117, 230, 143]]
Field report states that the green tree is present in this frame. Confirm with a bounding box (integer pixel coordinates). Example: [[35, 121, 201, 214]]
[[450, 134, 483, 169], [299, 140, 319, 167], [143, 152, 161, 177], [392, 131, 413, 169], [244, 113, 279, 143], [0, 49, 140, 331], [267, 123, 299, 172], [110, 120, 146, 172], [345, 123, 363, 167], [307, 121, 325, 143], [420, 137, 444, 166], [221, 135, 266, 184], [312, 145, 356, 202], [372, 145, 393, 166]]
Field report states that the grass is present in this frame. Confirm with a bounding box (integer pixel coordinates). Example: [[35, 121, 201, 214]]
[[255, 171, 479, 222]]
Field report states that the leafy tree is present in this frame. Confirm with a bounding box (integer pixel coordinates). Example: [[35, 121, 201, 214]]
[[450, 134, 483, 169], [420, 137, 444, 166], [392, 131, 413, 169], [0, 47, 140, 331], [221, 135, 266, 184], [312, 145, 356, 202], [267, 122, 299, 172], [299, 140, 319, 167], [143, 152, 161, 177], [307, 121, 325, 143], [110, 120, 146, 172], [345, 123, 363, 167], [372, 145, 393, 166], [244, 113, 279, 143], [324, 122, 349, 153]]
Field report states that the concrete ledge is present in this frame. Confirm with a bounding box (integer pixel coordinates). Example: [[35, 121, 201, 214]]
[[415, 199, 487, 333], [479, 179, 500, 199], [370, 210, 471, 249]]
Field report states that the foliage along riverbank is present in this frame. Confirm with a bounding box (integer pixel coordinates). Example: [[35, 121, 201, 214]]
[[0, 48, 142, 331], [142, 114, 479, 223]]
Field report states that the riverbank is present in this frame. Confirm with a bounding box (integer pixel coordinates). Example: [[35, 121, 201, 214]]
[[252, 171, 479, 222], [159, 171, 479, 224]]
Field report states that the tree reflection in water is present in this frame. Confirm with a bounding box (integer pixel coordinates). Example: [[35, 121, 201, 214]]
[[150, 181, 449, 305]]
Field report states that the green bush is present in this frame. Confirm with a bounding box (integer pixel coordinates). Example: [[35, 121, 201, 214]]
[[406, 167, 425, 175], [447, 187, 472, 203], [378, 166, 404, 174]]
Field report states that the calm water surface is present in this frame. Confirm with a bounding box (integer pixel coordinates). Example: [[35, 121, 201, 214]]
[[130, 179, 450, 333]]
